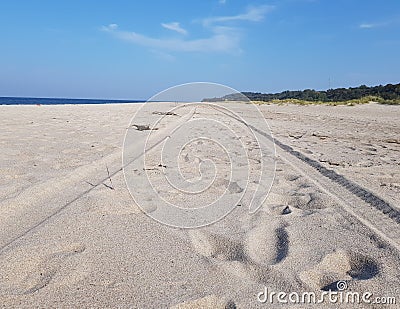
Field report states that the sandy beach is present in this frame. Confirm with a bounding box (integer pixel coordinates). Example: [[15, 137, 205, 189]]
[[0, 102, 399, 308]]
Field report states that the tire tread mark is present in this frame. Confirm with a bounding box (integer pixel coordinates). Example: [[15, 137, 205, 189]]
[[252, 126, 400, 224], [210, 105, 399, 224]]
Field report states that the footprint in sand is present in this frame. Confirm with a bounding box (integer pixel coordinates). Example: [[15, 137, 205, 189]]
[[288, 192, 330, 210], [188, 215, 290, 286], [188, 230, 245, 262], [266, 188, 329, 213], [0, 243, 87, 295], [299, 249, 380, 291], [244, 220, 289, 266]]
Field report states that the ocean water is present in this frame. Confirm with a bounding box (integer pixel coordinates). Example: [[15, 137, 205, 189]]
[[0, 97, 145, 105]]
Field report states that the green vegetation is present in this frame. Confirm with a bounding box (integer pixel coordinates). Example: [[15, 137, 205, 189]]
[[203, 83, 400, 105], [254, 96, 397, 106]]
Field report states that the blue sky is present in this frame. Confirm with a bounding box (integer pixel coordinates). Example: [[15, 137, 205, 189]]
[[0, 0, 399, 99]]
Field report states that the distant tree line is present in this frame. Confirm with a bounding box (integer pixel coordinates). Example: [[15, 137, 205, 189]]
[[203, 83, 400, 102]]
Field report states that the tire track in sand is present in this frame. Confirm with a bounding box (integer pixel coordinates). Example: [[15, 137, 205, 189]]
[[249, 123, 400, 252], [211, 104, 400, 253], [0, 105, 195, 254]]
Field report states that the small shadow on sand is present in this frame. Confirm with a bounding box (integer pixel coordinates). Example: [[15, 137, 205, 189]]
[[275, 227, 289, 263]]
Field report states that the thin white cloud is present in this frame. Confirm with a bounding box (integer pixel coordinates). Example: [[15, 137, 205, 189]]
[[161, 22, 187, 35], [102, 23, 240, 53], [101, 5, 273, 55], [203, 5, 275, 26], [359, 23, 376, 29], [102, 23, 118, 31], [359, 18, 399, 29], [219, 0, 227, 4]]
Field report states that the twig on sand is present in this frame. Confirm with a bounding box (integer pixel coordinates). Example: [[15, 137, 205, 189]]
[[384, 139, 400, 145], [152, 111, 178, 116], [85, 181, 95, 187], [132, 124, 158, 131], [103, 183, 114, 190], [105, 164, 114, 190], [288, 133, 304, 139]]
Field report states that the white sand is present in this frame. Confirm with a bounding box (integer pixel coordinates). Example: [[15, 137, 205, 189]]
[[0, 102, 399, 308]]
